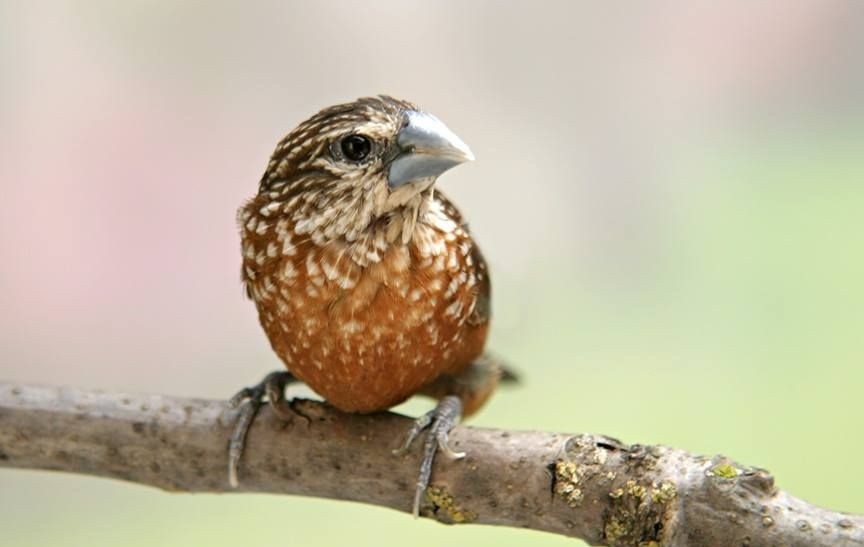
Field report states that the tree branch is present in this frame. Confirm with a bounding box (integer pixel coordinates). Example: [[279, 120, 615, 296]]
[[0, 382, 860, 546]]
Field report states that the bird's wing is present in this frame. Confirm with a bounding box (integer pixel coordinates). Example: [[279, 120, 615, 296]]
[[433, 191, 491, 327]]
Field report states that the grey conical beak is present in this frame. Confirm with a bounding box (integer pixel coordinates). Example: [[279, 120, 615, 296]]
[[387, 110, 474, 188]]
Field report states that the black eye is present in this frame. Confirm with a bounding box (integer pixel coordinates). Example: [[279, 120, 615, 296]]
[[340, 134, 372, 162]]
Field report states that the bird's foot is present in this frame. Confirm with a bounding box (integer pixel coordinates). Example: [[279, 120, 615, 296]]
[[228, 370, 297, 488], [393, 395, 465, 517]]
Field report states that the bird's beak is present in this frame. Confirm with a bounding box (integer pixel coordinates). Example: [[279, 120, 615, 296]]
[[387, 110, 474, 188]]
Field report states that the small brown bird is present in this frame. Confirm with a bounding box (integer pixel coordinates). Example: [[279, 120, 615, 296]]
[[229, 96, 505, 515]]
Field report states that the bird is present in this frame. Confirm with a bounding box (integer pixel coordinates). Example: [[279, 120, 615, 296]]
[[229, 96, 506, 516]]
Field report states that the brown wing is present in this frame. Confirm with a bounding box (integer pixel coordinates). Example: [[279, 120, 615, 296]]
[[466, 240, 491, 326], [431, 192, 522, 382], [434, 191, 491, 327]]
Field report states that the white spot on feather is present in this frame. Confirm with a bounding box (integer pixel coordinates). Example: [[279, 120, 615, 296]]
[[282, 261, 297, 279], [341, 320, 363, 334], [445, 276, 461, 298], [445, 299, 463, 318], [306, 253, 322, 277], [259, 202, 280, 217], [447, 248, 459, 270], [243, 243, 255, 259]]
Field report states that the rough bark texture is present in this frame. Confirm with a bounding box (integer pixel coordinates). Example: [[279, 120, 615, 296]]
[[0, 382, 861, 546]]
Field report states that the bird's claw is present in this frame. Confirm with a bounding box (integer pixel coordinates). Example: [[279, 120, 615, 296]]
[[392, 408, 435, 456], [394, 395, 465, 517], [229, 386, 257, 409], [228, 371, 296, 488]]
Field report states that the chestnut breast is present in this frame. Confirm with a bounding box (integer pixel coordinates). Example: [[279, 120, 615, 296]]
[[240, 194, 490, 413]]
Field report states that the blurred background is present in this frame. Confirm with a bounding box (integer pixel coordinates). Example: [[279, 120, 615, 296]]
[[2, 1, 863, 545]]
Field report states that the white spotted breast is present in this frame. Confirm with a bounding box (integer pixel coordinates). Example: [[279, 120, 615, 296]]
[[238, 191, 490, 412]]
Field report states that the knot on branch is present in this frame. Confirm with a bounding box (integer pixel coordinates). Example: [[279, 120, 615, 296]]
[[551, 434, 679, 546]]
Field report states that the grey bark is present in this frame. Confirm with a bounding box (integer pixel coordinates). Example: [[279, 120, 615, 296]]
[[0, 382, 861, 546]]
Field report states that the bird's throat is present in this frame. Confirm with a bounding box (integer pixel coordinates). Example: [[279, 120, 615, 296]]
[[380, 186, 434, 245]]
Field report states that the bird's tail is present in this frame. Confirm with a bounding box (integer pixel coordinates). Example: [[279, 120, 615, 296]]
[[499, 365, 520, 384]]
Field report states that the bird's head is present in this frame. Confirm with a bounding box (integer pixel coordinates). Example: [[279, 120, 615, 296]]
[[256, 96, 473, 244]]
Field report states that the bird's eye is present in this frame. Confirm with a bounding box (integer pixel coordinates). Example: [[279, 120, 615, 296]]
[[340, 134, 372, 162]]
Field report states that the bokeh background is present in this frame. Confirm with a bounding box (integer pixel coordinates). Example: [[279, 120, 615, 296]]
[[2, 1, 863, 545]]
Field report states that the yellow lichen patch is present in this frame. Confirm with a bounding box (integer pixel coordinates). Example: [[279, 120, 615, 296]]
[[709, 462, 739, 479], [604, 517, 629, 544], [651, 481, 677, 504], [425, 485, 477, 523], [626, 480, 647, 499], [592, 447, 609, 465], [554, 459, 584, 507], [603, 479, 677, 546]]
